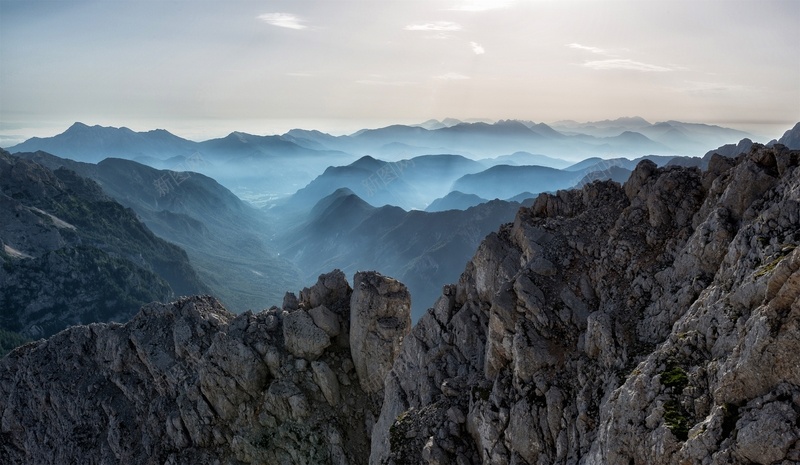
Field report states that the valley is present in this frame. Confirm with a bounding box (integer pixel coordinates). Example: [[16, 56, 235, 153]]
[[3, 118, 785, 326]]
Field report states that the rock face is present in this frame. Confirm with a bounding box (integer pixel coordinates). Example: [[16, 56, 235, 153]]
[[0, 270, 410, 465], [350, 271, 412, 393], [371, 144, 800, 464], [2, 144, 800, 465]]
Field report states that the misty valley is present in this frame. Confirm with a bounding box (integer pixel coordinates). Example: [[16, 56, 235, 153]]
[[1, 117, 769, 339]]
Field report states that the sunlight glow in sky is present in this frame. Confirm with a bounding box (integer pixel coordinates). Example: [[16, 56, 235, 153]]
[[1, 0, 798, 142]]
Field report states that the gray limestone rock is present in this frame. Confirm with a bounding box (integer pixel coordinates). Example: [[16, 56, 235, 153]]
[[283, 309, 331, 360], [350, 271, 412, 393]]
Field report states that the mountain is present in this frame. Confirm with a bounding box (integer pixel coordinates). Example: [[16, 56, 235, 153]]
[[425, 191, 488, 212], [3, 145, 799, 464], [506, 191, 539, 203], [6, 119, 761, 205], [572, 165, 632, 187], [0, 149, 206, 338], [5, 122, 199, 163], [6, 123, 356, 202], [564, 156, 605, 171], [703, 138, 755, 164], [413, 119, 447, 130], [278, 189, 523, 318], [279, 154, 485, 212], [777, 122, 800, 148], [451, 158, 666, 200], [17, 151, 302, 312], [282, 119, 696, 160], [413, 118, 464, 130], [565, 154, 700, 174], [452, 164, 580, 199], [602, 130, 670, 153], [550, 117, 753, 155], [478, 151, 571, 169], [552, 116, 652, 133]]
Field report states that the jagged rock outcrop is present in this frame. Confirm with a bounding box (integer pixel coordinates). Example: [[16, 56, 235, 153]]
[[371, 144, 800, 464], [0, 270, 410, 465], [350, 271, 412, 393]]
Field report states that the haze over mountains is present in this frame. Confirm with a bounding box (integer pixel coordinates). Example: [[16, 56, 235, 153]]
[[2, 118, 798, 329], [7, 117, 752, 202]]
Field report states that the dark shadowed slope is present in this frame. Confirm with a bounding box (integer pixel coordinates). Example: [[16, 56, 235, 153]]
[[16, 151, 302, 312], [0, 150, 206, 338]]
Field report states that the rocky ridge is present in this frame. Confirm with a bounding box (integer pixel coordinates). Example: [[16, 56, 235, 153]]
[[370, 143, 800, 464], [1, 144, 799, 464], [0, 269, 411, 465]]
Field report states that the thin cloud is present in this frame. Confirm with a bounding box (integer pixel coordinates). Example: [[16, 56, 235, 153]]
[[566, 43, 608, 55], [680, 80, 748, 94], [448, 0, 514, 11], [258, 13, 307, 30], [471, 42, 485, 55], [405, 21, 462, 32], [356, 79, 417, 86], [583, 59, 673, 72], [287, 72, 312, 77], [435, 72, 470, 80]]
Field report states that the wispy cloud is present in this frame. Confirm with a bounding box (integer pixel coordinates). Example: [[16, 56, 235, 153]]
[[679, 80, 748, 94], [448, 0, 514, 11], [435, 72, 470, 80], [470, 42, 485, 55], [405, 21, 462, 32], [356, 79, 417, 86], [583, 59, 673, 72], [566, 43, 608, 55], [258, 13, 306, 30]]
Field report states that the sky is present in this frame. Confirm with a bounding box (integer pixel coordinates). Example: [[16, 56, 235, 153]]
[[1, 0, 799, 144]]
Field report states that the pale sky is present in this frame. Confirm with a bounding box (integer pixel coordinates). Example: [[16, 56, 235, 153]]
[[1, 0, 798, 143]]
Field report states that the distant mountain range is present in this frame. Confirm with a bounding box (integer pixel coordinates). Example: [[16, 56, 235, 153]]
[[3, 118, 795, 333], [4, 118, 757, 202], [281, 152, 702, 211], [549, 117, 752, 153]]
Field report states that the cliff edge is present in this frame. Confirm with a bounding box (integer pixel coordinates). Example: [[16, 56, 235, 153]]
[[371, 144, 800, 464]]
